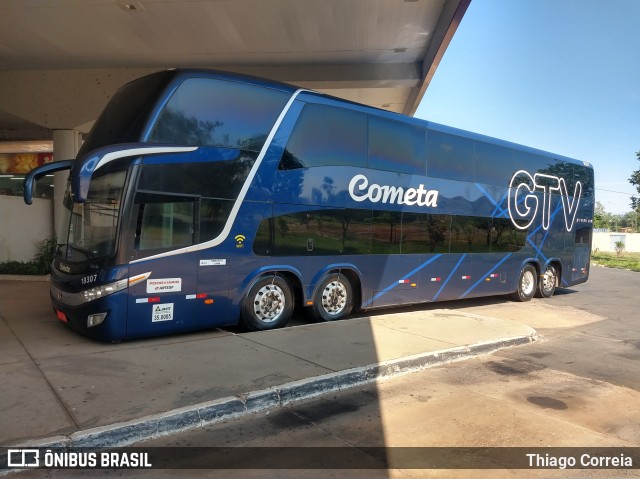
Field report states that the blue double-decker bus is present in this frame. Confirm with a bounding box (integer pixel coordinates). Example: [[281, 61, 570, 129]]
[[24, 69, 594, 341]]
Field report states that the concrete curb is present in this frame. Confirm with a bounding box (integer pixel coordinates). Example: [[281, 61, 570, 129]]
[[10, 330, 537, 451]]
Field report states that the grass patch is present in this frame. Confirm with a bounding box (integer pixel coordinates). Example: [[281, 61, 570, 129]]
[[591, 251, 640, 272]]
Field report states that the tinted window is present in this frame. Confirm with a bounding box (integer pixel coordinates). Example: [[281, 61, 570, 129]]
[[575, 226, 591, 245], [137, 158, 257, 247], [536, 159, 594, 199], [149, 78, 290, 151], [368, 116, 426, 174], [475, 142, 513, 186], [491, 218, 527, 252], [254, 210, 527, 256], [450, 216, 492, 253], [138, 153, 257, 199], [575, 165, 594, 198], [554, 163, 594, 199], [371, 211, 401, 254], [280, 104, 367, 169], [513, 151, 554, 177], [254, 209, 371, 256], [253, 217, 274, 256], [401, 213, 451, 254], [134, 194, 196, 251], [428, 130, 474, 182], [255, 210, 455, 256], [200, 198, 234, 242], [80, 71, 175, 156]]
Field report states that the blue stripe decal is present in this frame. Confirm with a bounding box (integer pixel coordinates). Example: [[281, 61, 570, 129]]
[[363, 254, 443, 307], [490, 192, 507, 218], [474, 183, 511, 219], [460, 253, 513, 299], [526, 200, 563, 263], [475, 183, 500, 208], [432, 254, 467, 301]]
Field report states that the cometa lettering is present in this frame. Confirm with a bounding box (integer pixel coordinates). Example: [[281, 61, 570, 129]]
[[348, 174, 439, 207]]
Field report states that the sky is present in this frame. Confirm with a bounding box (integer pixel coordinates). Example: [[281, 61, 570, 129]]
[[415, 0, 640, 214]]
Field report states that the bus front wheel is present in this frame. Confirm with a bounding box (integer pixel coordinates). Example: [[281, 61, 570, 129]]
[[510, 264, 537, 302], [241, 275, 293, 331], [311, 273, 354, 322]]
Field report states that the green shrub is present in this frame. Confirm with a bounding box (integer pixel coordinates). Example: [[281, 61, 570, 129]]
[[34, 236, 58, 274], [0, 260, 41, 275], [0, 236, 57, 275]]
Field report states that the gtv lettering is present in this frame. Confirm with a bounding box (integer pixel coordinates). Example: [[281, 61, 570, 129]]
[[348, 174, 439, 207], [508, 170, 582, 232]]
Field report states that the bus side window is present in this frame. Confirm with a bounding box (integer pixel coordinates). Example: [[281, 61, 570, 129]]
[[450, 216, 492, 253], [575, 227, 591, 245], [427, 130, 474, 182], [474, 142, 513, 187], [368, 116, 426, 175], [148, 78, 290, 151], [491, 218, 527, 252], [134, 193, 196, 252], [279, 103, 367, 170], [200, 197, 234, 242]]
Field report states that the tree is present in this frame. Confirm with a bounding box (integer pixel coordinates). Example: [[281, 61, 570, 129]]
[[593, 201, 619, 230], [623, 211, 640, 233], [630, 151, 640, 212]]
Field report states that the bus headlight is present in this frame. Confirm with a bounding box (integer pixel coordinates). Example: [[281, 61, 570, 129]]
[[87, 312, 107, 328], [81, 278, 128, 303]]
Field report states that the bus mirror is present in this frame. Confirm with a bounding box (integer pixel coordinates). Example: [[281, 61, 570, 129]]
[[23, 160, 74, 205]]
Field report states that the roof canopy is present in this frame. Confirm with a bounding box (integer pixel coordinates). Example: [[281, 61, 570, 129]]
[[0, 0, 469, 142]]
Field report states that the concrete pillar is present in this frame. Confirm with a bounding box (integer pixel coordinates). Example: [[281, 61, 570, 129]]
[[53, 130, 81, 240]]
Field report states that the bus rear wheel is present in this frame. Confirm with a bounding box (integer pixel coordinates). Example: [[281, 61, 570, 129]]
[[510, 264, 537, 302], [311, 273, 353, 322], [536, 264, 557, 298], [241, 275, 293, 331]]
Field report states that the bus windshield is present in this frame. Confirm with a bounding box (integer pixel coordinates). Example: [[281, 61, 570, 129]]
[[60, 168, 127, 262]]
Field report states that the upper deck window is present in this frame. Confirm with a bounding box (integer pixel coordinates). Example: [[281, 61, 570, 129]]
[[79, 71, 175, 157], [149, 78, 290, 151], [368, 116, 426, 175], [279, 103, 367, 169], [474, 142, 514, 186], [427, 130, 475, 182]]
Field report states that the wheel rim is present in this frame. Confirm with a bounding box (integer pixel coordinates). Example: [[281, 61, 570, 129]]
[[542, 267, 555, 294], [253, 284, 286, 323], [321, 280, 347, 316], [521, 270, 535, 296]]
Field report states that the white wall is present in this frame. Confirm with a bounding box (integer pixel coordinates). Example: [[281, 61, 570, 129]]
[[593, 232, 640, 253], [0, 195, 53, 262]]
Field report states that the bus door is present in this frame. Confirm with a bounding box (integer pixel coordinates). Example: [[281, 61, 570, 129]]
[[125, 193, 200, 338], [193, 201, 275, 328]]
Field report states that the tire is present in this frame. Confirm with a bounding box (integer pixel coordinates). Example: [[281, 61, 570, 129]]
[[240, 275, 293, 331], [535, 264, 557, 298], [510, 264, 537, 302], [310, 273, 354, 322]]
